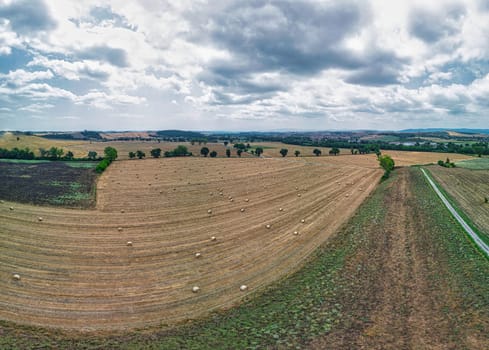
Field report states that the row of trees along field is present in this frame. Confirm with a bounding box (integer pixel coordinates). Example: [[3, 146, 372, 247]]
[[0, 147, 101, 161], [277, 135, 489, 156]]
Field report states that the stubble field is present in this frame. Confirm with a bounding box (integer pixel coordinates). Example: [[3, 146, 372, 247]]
[[428, 165, 489, 244], [0, 155, 382, 331]]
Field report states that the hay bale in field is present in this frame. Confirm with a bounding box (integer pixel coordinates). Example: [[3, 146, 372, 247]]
[[211, 236, 217, 241], [240, 285, 248, 291], [126, 241, 133, 246], [219, 192, 223, 196], [297, 194, 301, 197], [293, 231, 299, 235], [118, 227, 123, 232], [38, 217, 43, 222], [279, 208, 283, 212], [245, 198, 249, 202], [9, 207, 14, 210], [207, 209, 212, 214], [120, 209, 125, 213], [240, 208, 245, 212], [301, 219, 305, 223], [192, 286, 200, 293], [12, 273, 20, 280], [266, 224, 271, 229], [195, 252, 201, 258], [230, 198, 234, 202]]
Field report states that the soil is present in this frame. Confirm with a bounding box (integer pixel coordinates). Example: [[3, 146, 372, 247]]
[[0, 162, 97, 208]]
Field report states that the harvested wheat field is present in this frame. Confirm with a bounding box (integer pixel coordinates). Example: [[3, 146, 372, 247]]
[[428, 166, 489, 242], [383, 150, 472, 167], [0, 156, 381, 331]]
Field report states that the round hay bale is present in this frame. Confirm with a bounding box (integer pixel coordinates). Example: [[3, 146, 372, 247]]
[[266, 224, 271, 229], [192, 286, 200, 293], [240, 208, 245, 212], [240, 285, 248, 291], [219, 192, 223, 196], [9, 207, 14, 211], [211, 236, 217, 241], [126, 241, 133, 246], [159, 190, 163, 194], [297, 194, 301, 197], [207, 209, 212, 214], [293, 231, 299, 235], [120, 209, 125, 213], [279, 208, 283, 212], [38, 217, 43, 222], [12, 273, 20, 280], [245, 198, 249, 202], [301, 219, 305, 223], [118, 227, 123, 232], [195, 252, 201, 258]]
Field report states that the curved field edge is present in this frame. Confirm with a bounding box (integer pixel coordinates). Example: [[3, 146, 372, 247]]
[[422, 167, 489, 249], [1, 168, 488, 349]]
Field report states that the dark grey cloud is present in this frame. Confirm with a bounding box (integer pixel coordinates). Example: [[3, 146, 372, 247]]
[[0, 0, 56, 34], [77, 46, 129, 67], [192, 0, 406, 105], [346, 51, 407, 86], [203, 0, 367, 75], [409, 4, 465, 43]]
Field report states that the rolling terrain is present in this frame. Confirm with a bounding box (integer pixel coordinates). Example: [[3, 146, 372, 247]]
[[0, 156, 382, 330]]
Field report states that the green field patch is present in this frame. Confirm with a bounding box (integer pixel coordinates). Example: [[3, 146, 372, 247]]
[[64, 161, 98, 168], [455, 157, 489, 170], [0, 159, 49, 164]]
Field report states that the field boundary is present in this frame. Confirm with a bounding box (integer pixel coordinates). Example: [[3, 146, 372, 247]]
[[421, 168, 489, 257]]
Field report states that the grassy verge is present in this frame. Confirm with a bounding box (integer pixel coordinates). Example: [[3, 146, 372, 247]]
[[423, 167, 489, 249]]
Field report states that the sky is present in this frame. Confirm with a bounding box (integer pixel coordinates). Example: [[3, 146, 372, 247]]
[[1, 0, 489, 131]]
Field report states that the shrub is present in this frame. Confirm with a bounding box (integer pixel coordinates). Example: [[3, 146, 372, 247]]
[[210, 151, 217, 158], [95, 158, 110, 173]]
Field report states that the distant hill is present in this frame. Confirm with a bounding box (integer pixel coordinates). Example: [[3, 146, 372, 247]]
[[154, 130, 206, 138], [400, 128, 489, 135]]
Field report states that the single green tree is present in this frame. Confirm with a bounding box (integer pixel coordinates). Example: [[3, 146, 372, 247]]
[[237, 149, 243, 157], [65, 151, 74, 160], [295, 150, 300, 157], [48, 147, 64, 160], [313, 148, 321, 156], [88, 151, 98, 160], [129, 151, 136, 159], [329, 147, 340, 156], [226, 149, 231, 157], [379, 154, 395, 180], [279, 148, 288, 157], [150, 148, 162, 158], [200, 147, 210, 157], [136, 150, 145, 159], [173, 145, 189, 156], [255, 147, 264, 157], [104, 147, 118, 162], [210, 150, 217, 158]]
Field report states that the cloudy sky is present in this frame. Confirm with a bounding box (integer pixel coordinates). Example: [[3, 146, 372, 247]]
[[1, 0, 489, 131]]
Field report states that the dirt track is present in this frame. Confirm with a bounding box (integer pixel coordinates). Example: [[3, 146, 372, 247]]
[[309, 168, 489, 349], [0, 156, 381, 331]]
